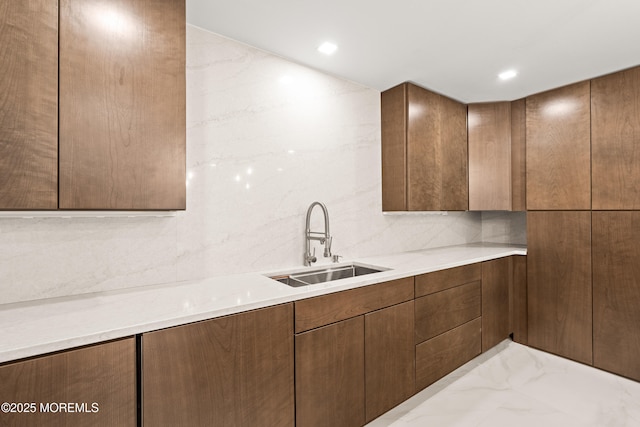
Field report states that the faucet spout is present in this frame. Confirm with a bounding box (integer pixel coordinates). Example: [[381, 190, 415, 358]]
[[304, 202, 331, 266]]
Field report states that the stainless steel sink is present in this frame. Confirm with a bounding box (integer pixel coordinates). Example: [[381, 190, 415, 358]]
[[269, 263, 389, 287]]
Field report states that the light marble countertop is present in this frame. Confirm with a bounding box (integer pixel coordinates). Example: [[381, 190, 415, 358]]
[[0, 243, 525, 364]]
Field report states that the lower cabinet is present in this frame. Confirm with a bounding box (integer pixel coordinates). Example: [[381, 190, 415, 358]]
[[592, 212, 640, 381], [481, 257, 511, 351], [0, 338, 136, 427], [527, 211, 592, 365], [142, 303, 294, 427], [294, 277, 415, 427], [416, 318, 482, 390], [295, 316, 366, 427]]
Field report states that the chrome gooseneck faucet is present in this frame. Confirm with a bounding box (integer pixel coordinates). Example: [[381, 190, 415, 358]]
[[304, 201, 332, 266]]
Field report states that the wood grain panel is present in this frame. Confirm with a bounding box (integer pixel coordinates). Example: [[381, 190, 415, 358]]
[[295, 277, 414, 333], [468, 102, 512, 211], [59, 0, 186, 210], [415, 281, 481, 344], [511, 98, 526, 211], [527, 211, 592, 365], [381, 84, 407, 211], [143, 304, 294, 427], [482, 258, 511, 351], [526, 82, 591, 210], [0, 338, 136, 427], [365, 301, 415, 422], [415, 263, 482, 297], [592, 66, 640, 209], [0, 1, 58, 209], [415, 318, 481, 391], [512, 255, 528, 345], [296, 316, 365, 427], [592, 212, 640, 381], [406, 83, 468, 211]]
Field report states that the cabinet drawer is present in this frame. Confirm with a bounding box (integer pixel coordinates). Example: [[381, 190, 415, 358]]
[[415, 317, 481, 391], [295, 277, 414, 333], [415, 263, 481, 297], [415, 281, 481, 344]]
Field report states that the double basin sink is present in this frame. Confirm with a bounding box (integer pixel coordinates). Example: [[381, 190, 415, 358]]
[[269, 263, 389, 287]]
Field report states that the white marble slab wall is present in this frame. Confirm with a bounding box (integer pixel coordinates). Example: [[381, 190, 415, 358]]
[[0, 25, 483, 305], [481, 211, 527, 245]]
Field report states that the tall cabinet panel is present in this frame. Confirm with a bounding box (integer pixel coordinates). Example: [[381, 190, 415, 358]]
[[381, 82, 467, 211], [527, 211, 592, 365], [468, 102, 512, 211], [592, 212, 640, 382], [591, 66, 640, 209], [0, 1, 58, 209], [526, 82, 591, 210], [59, 0, 186, 210]]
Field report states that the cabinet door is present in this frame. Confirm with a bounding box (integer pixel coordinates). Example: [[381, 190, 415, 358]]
[[592, 66, 640, 209], [526, 81, 591, 210], [0, 338, 136, 427], [0, 1, 58, 209], [296, 316, 365, 427], [407, 83, 468, 211], [468, 102, 512, 211], [592, 212, 640, 381], [59, 0, 185, 210], [510, 99, 526, 211], [527, 211, 592, 364], [511, 255, 528, 345], [481, 257, 511, 351], [143, 304, 295, 427], [365, 301, 415, 423]]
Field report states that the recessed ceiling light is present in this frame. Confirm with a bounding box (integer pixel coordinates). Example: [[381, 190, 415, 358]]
[[318, 42, 338, 55], [498, 69, 518, 80]]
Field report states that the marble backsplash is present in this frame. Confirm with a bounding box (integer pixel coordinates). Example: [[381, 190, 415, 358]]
[[0, 25, 523, 305]]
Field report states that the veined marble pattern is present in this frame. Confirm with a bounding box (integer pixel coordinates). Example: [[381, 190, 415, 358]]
[[481, 211, 527, 245], [0, 24, 523, 304], [176, 25, 483, 281], [368, 341, 640, 427]]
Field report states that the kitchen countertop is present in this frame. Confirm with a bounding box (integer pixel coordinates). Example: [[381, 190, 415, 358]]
[[0, 243, 525, 364]]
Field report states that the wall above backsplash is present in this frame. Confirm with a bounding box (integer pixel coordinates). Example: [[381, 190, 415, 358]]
[[0, 25, 523, 305]]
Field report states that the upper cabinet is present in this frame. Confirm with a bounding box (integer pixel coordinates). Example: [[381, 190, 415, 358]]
[[381, 83, 468, 211], [59, 0, 186, 210], [0, 2, 58, 209], [467, 100, 525, 211], [0, 0, 186, 211], [525, 81, 591, 210], [591, 66, 640, 210]]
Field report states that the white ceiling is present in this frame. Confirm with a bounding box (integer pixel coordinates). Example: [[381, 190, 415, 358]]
[[186, 0, 640, 103]]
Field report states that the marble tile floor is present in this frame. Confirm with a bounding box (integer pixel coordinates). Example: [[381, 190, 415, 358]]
[[367, 340, 640, 427]]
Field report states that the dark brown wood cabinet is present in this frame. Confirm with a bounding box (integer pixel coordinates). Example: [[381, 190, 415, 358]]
[[481, 258, 511, 351], [59, 0, 186, 210], [0, 338, 136, 427], [381, 82, 468, 211], [467, 100, 525, 211], [415, 318, 481, 391], [142, 304, 295, 427], [591, 66, 640, 210], [365, 301, 415, 423], [294, 278, 415, 426], [511, 255, 528, 345], [527, 211, 592, 365], [0, 1, 58, 209], [525, 82, 591, 210], [296, 316, 365, 427], [415, 281, 481, 344], [592, 212, 640, 382]]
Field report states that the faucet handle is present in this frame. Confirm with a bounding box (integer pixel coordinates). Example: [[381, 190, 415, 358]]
[[306, 247, 317, 265], [332, 254, 343, 263]]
